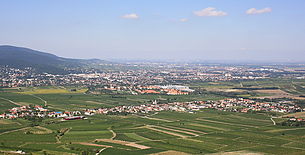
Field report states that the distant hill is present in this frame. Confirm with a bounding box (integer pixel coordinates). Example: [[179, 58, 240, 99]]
[[0, 45, 110, 74]]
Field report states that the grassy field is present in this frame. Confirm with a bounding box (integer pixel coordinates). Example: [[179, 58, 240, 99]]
[[0, 86, 224, 112], [283, 112, 305, 118], [1, 81, 305, 154], [1, 109, 305, 154], [17, 87, 88, 94], [190, 79, 305, 100], [1, 78, 304, 112]]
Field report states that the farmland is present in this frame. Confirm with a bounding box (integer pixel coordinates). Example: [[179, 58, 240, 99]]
[[1, 1, 305, 153], [0, 86, 224, 113], [1, 108, 305, 154], [1, 79, 305, 154], [190, 79, 305, 101]]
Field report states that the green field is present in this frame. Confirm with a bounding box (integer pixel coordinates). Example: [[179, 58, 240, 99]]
[[0, 86, 224, 112], [1, 83, 305, 154], [190, 79, 305, 101], [17, 87, 88, 95], [1, 109, 305, 154]]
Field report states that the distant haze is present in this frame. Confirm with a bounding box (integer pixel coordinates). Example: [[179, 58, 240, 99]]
[[1, 0, 305, 62]]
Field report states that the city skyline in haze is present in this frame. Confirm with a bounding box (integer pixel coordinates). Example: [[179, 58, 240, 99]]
[[1, 0, 305, 62]]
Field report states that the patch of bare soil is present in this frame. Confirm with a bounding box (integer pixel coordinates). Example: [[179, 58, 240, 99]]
[[95, 139, 150, 149], [78, 142, 112, 148], [254, 89, 305, 100], [283, 112, 305, 118], [150, 150, 190, 155], [208, 150, 264, 155], [86, 101, 108, 105], [0, 120, 12, 124]]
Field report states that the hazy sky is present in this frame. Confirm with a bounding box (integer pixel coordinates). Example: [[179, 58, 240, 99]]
[[1, 0, 305, 62]]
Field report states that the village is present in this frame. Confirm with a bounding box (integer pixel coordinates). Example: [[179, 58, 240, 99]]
[[1, 98, 305, 123], [85, 98, 304, 116]]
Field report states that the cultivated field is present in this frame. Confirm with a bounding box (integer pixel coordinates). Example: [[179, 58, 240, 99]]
[[191, 79, 305, 100], [17, 87, 88, 95], [0, 86, 224, 112], [1, 109, 305, 154], [1, 81, 305, 154]]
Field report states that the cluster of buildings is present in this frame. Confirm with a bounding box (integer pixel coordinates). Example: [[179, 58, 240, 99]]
[[0, 97, 303, 120], [0, 105, 82, 119], [203, 98, 302, 113], [2, 63, 305, 97], [133, 85, 194, 95], [287, 117, 305, 122], [1, 64, 292, 90], [84, 98, 303, 116], [84, 101, 199, 115]]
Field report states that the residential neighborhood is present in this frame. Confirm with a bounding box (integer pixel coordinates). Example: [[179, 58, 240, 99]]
[[1, 98, 304, 123]]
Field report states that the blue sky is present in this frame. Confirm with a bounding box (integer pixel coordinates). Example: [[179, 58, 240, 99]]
[[1, 0, 305, 62]]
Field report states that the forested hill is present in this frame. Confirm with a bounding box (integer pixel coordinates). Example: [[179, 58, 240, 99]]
[[0, 45, 110, 74]]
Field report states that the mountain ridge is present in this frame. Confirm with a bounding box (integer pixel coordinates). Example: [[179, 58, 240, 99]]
[[0, 45, 110, 74]]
